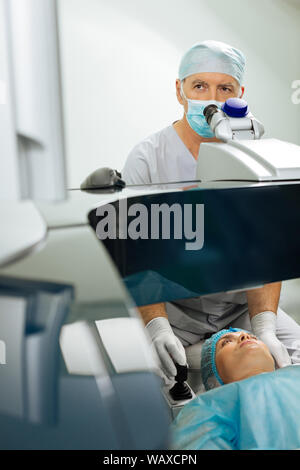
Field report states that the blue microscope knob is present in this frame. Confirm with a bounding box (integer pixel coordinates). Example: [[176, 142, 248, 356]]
[[221, 98, 249, 118]]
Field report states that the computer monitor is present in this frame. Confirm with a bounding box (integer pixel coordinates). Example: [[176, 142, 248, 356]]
[[0, 0, 67, 201]]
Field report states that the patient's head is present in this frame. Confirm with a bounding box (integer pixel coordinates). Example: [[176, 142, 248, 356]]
[[201, 327, 275, 390]]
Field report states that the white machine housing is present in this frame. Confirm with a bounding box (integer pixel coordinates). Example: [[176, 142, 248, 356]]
[[197, 138, 300, 182], [210, 109, 265, 142], [198, 101, 300, 182]]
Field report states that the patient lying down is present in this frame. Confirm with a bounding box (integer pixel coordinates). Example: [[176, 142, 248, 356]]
[[170, 328, 300, 450], [200, 327, 275, 391]]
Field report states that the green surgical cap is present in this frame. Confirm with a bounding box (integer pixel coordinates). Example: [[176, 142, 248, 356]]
[[178, 40, 246, 85]]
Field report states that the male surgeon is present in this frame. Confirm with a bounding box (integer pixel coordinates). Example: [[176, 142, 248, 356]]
[[122, 40, 300, 383]]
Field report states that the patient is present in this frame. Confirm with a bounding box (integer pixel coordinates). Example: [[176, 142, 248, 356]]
[[200, 327, 275, 391], [170, 327, 300, 450]]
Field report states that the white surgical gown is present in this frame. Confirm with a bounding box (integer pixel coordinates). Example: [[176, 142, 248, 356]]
[[122, 124, 197, 185]]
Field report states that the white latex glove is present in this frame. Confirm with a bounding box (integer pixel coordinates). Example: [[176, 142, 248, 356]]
[[145, 317, 187, 382], [250, 311, 292, 368]]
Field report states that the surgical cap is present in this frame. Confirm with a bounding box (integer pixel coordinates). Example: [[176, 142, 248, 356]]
[[178, 40, 246, 85], [201, 327, 247, 391]]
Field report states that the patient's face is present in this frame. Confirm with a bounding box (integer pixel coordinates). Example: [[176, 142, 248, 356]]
[[215, 331, 275, 385]]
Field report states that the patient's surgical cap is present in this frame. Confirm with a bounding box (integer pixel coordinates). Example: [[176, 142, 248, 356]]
[[178, 40, 246, 85], [201, 327, 246, 391]]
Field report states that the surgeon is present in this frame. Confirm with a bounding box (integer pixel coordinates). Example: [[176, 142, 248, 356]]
[[122, 40, 300, 383], [170, 328, 300, 450]]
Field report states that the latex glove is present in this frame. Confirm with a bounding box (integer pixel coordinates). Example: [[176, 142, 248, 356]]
[[145, 317, 187, 382], [250, 311, 292, 368]]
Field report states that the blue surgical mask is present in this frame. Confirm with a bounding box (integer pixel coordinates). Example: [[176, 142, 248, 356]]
[[181, 84, 223, 138]]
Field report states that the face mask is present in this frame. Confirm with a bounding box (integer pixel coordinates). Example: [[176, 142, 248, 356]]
[[181, 84, 224, 138]]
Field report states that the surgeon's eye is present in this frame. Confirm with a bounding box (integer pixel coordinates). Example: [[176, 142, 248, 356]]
[[220, 87, 233, 93], [194, 83, 208, 90]]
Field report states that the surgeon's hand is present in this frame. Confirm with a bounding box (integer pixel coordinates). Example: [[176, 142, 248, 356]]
[[145, 317, 187, 383], [250, 311, 292, 368]]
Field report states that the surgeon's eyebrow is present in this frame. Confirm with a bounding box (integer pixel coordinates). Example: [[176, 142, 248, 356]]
[[191, 79, 208, 86], [190, 79, 235, 89], [219, 82, 234, 86], [218, 82, 235, 89]]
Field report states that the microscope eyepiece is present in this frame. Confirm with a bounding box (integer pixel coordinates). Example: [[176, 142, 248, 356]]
[[203, 104, 219, 125]]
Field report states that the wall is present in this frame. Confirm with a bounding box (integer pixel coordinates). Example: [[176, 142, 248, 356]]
[[57, 0, 300, 188]]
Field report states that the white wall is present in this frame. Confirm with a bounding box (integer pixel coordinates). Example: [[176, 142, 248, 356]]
[[57, 0, 300, 188]]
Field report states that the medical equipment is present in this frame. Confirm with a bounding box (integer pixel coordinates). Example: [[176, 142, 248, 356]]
[[161, 363, 196, 419], [0, 209, 170, 449], [1, 0, 67, 201], [0, 2, 171, 445], [2, 177, 300, 447], [203, 97, 265, 141], [0, 276, 73, 425], [197, 97, 300, 181], [88, 182, 300, 307], [1, 2, 168, 447], [80, 167, 125, 190], [0, 200, 47, 267]]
